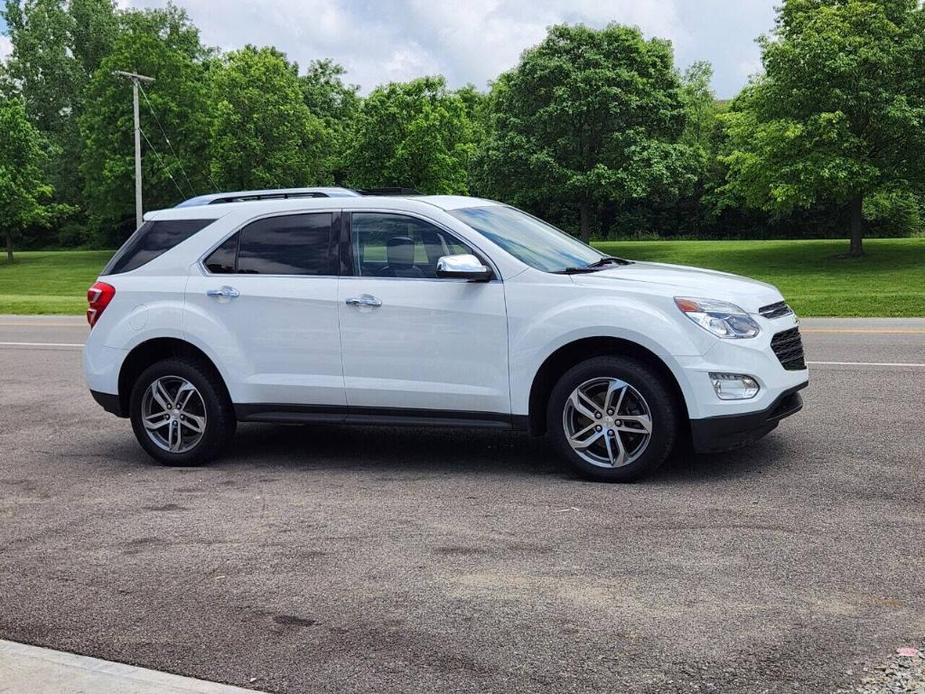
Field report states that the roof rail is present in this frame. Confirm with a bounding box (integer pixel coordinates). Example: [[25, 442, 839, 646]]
[[357, 187, 422, 196], [175, 187, 361, 207]]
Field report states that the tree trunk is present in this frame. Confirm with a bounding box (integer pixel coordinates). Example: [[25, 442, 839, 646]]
[[579, 201, 592, 242], [5, 231, 13, 264], [848, 195, 864, 257]]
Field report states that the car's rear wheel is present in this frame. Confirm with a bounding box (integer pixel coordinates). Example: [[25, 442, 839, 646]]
[[548, 356, 678, 482], [129, 358, 236, 466]]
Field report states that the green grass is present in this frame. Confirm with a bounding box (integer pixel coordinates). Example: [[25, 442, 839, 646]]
[[593, 238, 925, 317], [1, 238, 923, 316], [0, 250, 113, 315]]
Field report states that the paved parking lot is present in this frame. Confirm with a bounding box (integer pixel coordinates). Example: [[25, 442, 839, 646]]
[[0, 317, 923, 693]]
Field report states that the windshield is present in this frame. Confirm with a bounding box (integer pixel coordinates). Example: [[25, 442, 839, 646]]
[[448, 205, 606, 273]]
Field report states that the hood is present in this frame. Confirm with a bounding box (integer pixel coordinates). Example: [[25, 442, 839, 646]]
[[571, 261, 783, 313]]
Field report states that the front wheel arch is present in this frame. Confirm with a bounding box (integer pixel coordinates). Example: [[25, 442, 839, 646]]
[[527, 337, 689, 437]]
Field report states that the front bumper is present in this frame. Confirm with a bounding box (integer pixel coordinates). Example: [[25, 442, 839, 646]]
[[690, 382, 807, 453]]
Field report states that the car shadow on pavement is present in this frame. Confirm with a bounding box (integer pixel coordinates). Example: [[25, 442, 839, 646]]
[[183, 422, 793, 483]]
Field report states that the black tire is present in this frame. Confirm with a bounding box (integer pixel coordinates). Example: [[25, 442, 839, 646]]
[[129, 357, 236, 466], [547, 356, 679, 482]]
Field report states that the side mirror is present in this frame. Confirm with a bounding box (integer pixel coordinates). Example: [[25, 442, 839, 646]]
[[435, 254, 492, 281]]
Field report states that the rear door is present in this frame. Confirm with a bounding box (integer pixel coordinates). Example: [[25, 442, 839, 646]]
[[337, 211, 510, 417], [185, 212, 345, 406]]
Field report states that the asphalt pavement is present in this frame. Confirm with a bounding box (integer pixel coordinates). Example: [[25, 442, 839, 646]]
[[0, 316, 923, 694]]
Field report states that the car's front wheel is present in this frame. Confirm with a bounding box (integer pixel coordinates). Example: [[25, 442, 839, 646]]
[[129, 358, 236, 466], [547, 356, 679, 482]]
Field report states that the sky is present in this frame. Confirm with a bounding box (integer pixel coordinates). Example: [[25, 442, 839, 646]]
[[0, 0, 778, 98]]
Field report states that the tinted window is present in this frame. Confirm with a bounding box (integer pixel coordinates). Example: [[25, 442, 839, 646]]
[[104, 219, 214, 275], [204, 233, 238, 273], [237, 213, 336, 275], [351, 213, 473, 279]]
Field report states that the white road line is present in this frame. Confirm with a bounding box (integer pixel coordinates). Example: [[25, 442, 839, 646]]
[[0, 341, 83, 348], [807, 360, 925, 367]]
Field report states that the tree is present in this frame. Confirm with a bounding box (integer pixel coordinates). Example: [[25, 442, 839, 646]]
[[301, 59, 360, 183], [473, 24, 697, 240], [347, 76, 477, 194], [719, 0, 925, 256], [1, 0, 79, 135], [79, 4, 212, 245], [210, 46, 328, 190], [0, 95, 59, 262], [2, 0, 119, 246], [69, 0, 118, 82]]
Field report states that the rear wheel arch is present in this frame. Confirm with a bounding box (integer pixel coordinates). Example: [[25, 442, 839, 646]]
[[118, 338, 231, 417], [527, 337, 689, 436]]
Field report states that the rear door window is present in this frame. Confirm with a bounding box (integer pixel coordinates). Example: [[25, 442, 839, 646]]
[[104, 219, 214, 275], [206, 213, 337, 276]]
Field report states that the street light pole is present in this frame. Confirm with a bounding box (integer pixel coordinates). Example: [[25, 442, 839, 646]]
[[113, 71, 155, 229]]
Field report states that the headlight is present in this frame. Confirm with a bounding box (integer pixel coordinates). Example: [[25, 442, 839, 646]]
[[674, 297, 761, 339]]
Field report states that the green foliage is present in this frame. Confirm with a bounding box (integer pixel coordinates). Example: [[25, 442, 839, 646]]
[[79, 4, 212, 246], [301, 59, 360, 183], [210, 46, 328, 190], [719, 0, 925, 254], [474, 24, 700, 239], [0, 95, 66, 260], [347, 76, 477, 194]]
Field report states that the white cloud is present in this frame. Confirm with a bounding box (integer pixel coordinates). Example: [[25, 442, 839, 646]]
[[117, 0, 775, 97], [0, 34, 12, 62], [121, 0, 688, 92]]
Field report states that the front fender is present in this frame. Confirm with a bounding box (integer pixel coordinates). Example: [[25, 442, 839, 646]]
[[507, 292, 706, 417]]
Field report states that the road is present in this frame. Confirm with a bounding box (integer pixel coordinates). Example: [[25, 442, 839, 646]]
[[0, 316, 923, 694]]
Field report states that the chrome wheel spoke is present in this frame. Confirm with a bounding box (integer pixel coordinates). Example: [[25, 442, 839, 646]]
[[175, 383, 196, 411], [604, 381, 626, 413], [571, 388, 601, 421], [604, 431, 625, 467], [569, 423, 604, 450], [180, 413, 205, 434], [143, 413, 170, 430], [617, 414, 652, 434], [167, 419, 179, 451], [151, 380, 173, 411]]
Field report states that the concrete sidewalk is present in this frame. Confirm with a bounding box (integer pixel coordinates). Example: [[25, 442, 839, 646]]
[[0, 640, 267, 694]]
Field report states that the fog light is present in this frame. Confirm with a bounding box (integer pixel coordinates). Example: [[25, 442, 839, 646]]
[[709, 373, 760, 400]]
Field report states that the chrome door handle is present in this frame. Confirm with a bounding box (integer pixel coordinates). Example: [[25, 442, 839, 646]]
[[345, 294, 382, 308], [206, 286, 240, 299]]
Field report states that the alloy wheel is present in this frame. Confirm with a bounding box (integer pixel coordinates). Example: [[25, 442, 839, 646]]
[[562, 377, 652, 468], [140, 375, 208, 453]]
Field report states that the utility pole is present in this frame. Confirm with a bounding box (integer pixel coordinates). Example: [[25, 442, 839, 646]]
[[113, 71, 155, 229]]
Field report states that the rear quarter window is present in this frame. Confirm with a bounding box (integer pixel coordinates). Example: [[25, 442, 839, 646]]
[[103, 219, 214, 275]]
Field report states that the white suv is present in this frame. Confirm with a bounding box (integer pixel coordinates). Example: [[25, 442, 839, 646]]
[[84, 195, 808, 481]]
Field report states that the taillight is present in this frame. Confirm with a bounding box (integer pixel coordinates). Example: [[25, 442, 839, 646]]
[[87, 281, 115, 327]]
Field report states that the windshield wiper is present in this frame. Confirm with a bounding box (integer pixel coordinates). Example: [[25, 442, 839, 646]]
[[554, 256, 632, 274], [585, 256, 632, 268]]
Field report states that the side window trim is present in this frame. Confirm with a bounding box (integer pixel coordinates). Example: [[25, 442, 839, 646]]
[[343, 210, 499, 281]]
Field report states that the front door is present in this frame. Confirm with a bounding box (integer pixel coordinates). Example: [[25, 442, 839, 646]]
[[337, 211, 509, 417], [185, 211, 345, 407]]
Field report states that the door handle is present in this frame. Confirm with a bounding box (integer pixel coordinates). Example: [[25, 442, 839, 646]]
[[206, 286, 240, 299], [345, 294, 382, 308]]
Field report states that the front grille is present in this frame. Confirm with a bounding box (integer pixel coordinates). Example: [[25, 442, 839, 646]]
[[759, 301, 793, 319], [771, 327, 806, 370]]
